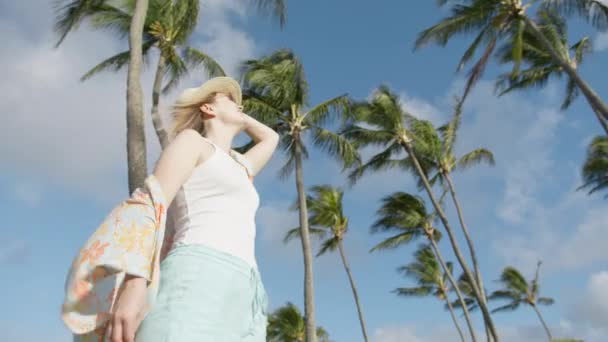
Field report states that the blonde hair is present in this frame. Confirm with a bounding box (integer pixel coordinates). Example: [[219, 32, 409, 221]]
[[168, 92, 220, 141]]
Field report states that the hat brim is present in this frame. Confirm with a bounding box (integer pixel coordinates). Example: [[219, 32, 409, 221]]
[[175, 77, 242, 106]]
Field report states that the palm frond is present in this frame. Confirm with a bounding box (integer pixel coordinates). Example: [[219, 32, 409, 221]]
[[52, 0, 108, 47], [578, 135, 608, 198], [510, 18, 526, 77], [499, 266, 529, 294], [305, 94, 350, 127], [543, 0, 608, 30], [89, 2, 132, 39], [392, 286, 433, 297], [80, 40, 155, 81], [339, 123, 394, 149], [571, 36, 592, 65], [369, 232, 418, 252], [311, 126, 360, 170], [252, 0, 287, 28], [347, 143, 408, 185], [457, 148, 495, 170], [561, 77, 579, 110], [316, 236, 339, 257], [462, 35, 498, 103], [457, 23, 493, 71], [243, 91, 286, 127], [537, 297, 555, 306], [415, 2, 496, 49], [183, 47, 226, 78], [491, 301, 521, 313], [162, 50, 189, 94]]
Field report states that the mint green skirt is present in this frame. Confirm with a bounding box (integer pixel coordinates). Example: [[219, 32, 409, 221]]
[[134, 243, 269, 341]]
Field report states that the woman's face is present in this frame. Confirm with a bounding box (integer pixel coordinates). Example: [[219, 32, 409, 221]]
[[200, 93, 246, 128]]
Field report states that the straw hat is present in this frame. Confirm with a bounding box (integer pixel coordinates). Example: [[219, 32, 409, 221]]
[[175, 76, 242, 106]]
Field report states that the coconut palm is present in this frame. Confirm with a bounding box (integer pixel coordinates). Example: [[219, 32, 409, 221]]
[[371, 191, 478, 342], [283, 185, 369, 342], [241, 49, 359, 342], [54, 0, 287, 150], [394, 244, 466, 342], [408, 102, 495, 339], [579, 135, 608, 198], [494, 8, 607, 132], [80, 0, 225, 149], [342, 86, 499, 341], [490, 262, 555, 341], [416, 0, 608, 134], [266, 302, 332, 342]]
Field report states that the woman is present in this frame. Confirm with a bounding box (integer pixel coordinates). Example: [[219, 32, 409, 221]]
[[108, 76, 279, 342]]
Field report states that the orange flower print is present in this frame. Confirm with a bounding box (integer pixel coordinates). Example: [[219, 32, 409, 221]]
[[114, 222, 153, 254], [80, 240, 110, 265], [74, 280, 92, 299]]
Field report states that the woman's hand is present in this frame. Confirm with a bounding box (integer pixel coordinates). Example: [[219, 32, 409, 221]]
[[108, 276, 148, 342]]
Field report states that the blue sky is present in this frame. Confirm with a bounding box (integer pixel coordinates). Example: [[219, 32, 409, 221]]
[[1, 1, 608, 341]]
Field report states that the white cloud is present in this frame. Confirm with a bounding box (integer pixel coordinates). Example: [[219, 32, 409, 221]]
[[371, 325, 424, 342], [569, 271, 608, 335], [448, 80, 563, 225], [494, 188, 608, 274], [399, 91, 447, 126]]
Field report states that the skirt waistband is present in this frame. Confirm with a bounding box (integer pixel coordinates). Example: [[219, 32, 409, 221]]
[[166, 243, 259, 277]]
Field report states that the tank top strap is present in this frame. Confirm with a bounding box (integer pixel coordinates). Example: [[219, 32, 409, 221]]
[[199, 135, 253, 178]]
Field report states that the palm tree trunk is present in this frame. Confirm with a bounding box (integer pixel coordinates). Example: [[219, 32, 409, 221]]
[[126, 0, 149, 194], [445, 293, 467, 342], [532, 304, 553, 341], [401, 138, 499, 342], [151, 52, 169, 149], [444, 171, 491, 340], [429, 238, 477, 342], [336, 240, 369, 342], [294, 137, 318, 342], [522, 16, 608, 135]]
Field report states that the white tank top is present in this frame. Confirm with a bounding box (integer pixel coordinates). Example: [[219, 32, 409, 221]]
[[166, 136, 260, 268]]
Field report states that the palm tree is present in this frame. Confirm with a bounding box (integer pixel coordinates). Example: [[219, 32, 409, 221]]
[[266, 302, 332, 342], [241, 49, 359, 342], [579, 135, 608, 198], [371, 192, 478, 342], [52, 0, 286, 192], [416, 0, 608, 134], [408, 102, 495, 340], [494, 8, 607, 132], [81, 0, 226, 149], [342, 86, 499, 341], [284, 185, 369, 342], [54, 0, 287, 150], [394, 244, 466, 342], [490, 262, 555, 341]]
